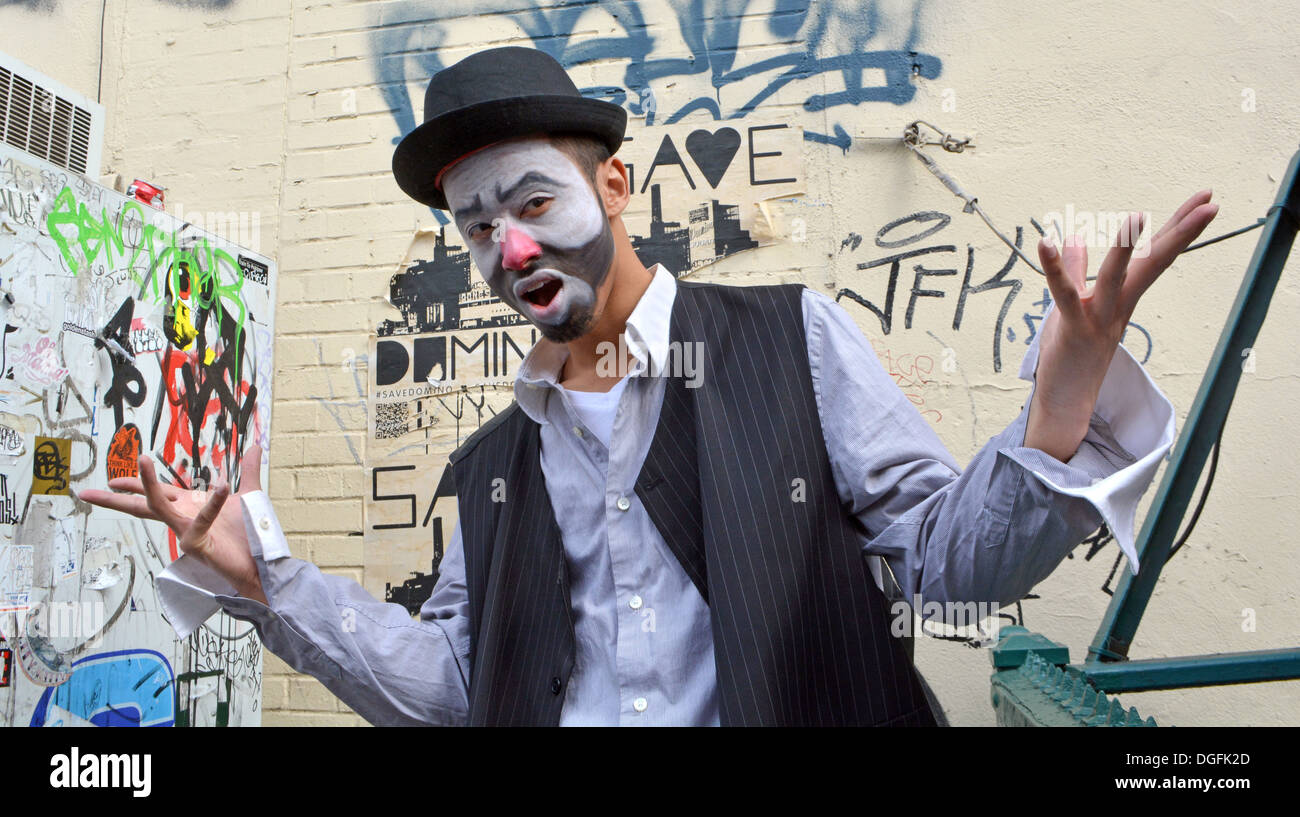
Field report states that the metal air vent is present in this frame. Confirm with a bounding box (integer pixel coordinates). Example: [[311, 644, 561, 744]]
[[0, 50, 103, 177]]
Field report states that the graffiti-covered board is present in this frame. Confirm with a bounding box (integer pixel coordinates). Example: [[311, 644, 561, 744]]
[[0, 143, 275, 726]]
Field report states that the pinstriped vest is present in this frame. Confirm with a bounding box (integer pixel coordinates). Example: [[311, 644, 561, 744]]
[[449, 281, 937, 726]]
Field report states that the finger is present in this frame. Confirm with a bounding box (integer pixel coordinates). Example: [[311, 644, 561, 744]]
[[1094, 211, 1144, 315], [1128, 201, 1220, 295], [1162, 201, 1220, 251], [188, 483, 230, 539], [1064, 232, 1089, 292], [237, 444, 263, 494], [1152, 189, 1212, 243], [1037, 236, 1083, 321], [74, 488, 163, 522], [107, 476, 182, 500], [138, 456, 185, 528], [106, 477, 145, 494]]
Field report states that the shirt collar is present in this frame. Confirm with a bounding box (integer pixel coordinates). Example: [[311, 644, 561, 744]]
[[514, 262, 679, 423]]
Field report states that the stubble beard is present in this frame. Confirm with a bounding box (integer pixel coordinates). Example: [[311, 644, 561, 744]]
[[510, 219, 615, 344], [540, 302, 597, 343]]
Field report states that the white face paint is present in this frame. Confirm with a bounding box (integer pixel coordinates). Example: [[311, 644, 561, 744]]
[[442, 136, 615, 343]]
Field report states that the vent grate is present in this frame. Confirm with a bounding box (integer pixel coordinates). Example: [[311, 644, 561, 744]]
[[0, 64, 95, 174]]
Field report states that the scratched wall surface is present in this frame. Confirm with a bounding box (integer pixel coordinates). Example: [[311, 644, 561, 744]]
[[0, 144, 275, 726], [1, 0, 1297, 726]]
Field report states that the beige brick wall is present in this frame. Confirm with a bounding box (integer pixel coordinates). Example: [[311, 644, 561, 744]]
[[3, 0, 1298, 726]]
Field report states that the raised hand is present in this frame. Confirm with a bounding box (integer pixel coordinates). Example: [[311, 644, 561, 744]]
[[1025, 190, 1219, 461], [77, 444, 268, 604]]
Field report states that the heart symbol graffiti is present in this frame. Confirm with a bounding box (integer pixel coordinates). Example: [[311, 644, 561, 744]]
[[685, 127, 741, 189]]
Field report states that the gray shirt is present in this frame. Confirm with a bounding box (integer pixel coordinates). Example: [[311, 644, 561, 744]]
[[160, 263, 1175, 726]]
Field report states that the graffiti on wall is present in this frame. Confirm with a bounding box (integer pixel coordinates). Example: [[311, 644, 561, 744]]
[[0, 143, 275, 726], [359, 1, 927, 613], [835, 210, 1154, 376], [355, 2, 1159, 625], [367, 0, 930, 225], [368, 0, 941, 151]]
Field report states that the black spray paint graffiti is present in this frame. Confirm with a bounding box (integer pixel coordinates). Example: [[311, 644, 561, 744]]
[[836, 211, 1154, 374], [837, 211, 1022, 373], [99, 298, 146, 430], [0, 474, 18, 524]]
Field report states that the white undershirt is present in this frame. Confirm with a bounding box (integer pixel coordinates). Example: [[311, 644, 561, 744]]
[[560, 376, 630, 449]]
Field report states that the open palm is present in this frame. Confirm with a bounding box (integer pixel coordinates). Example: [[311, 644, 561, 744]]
[[1025, 190, 1219, 460], [78, 445, 267, 604]]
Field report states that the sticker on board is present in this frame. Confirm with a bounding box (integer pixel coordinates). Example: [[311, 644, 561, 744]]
[[31, 437, 72, 496], [106, 424, 141, 482]]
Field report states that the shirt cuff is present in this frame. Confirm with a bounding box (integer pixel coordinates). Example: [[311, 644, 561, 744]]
[[998, 304, 1177, 575], [156, 553, 237, 638], [154, 490, 290, 638], [240, 489, 291, 561]]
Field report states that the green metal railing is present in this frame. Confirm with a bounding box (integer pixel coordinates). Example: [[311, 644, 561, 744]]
[[991, 144, 1300, 726]]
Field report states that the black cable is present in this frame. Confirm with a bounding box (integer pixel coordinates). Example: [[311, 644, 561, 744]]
[[1182, 218, 1266, 253], [1166, 402, 1230, 563], [96, 0, 108, 104]]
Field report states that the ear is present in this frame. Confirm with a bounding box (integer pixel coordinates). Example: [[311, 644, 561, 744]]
[[597, 156, 631, 219]]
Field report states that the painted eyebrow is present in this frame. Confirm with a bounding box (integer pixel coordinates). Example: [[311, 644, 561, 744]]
[[452, 192, 484, 224], [452, 171, 564, 224]]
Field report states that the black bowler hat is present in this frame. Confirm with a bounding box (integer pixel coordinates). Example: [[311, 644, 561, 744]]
[[391, 46, 628, 211]]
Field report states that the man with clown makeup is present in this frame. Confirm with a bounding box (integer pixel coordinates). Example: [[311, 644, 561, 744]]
[[81, 46, 1219, 726]]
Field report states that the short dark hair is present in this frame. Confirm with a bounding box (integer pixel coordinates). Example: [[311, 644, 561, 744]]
[[547, 130, 613, 190]]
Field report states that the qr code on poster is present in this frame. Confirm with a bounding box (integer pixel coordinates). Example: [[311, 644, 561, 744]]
[[375, 402, 408, 439]]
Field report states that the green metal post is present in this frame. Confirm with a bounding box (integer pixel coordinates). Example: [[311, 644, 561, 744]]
[[1081, 648, 1300, 693]]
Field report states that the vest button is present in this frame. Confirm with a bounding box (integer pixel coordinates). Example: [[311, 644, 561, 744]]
[[550, 676, 562, 695]]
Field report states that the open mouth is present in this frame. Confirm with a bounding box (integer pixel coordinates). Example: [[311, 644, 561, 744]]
[[520, 277, 563, 309]]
